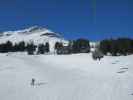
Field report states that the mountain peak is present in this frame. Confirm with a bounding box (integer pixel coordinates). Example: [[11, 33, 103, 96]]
[[0, 25, 67, 43], [1, 26, 52, 36], [19, 25, 53, 34], [0, 26, 68, 52], [26, 26, 50, 32]]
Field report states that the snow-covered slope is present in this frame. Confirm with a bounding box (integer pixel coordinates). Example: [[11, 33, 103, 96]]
[[0, 26, 68, 52], [0, 26, 99, 52], [0, 53, 133, 100]]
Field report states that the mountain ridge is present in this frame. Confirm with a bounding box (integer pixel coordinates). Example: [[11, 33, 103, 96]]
[[0, 26, 68, 52]]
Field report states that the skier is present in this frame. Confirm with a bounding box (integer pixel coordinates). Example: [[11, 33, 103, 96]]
[[31, 78, 35, 86]]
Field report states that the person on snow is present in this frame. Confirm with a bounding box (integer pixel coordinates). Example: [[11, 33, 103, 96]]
[[31, 78, 35, 86]]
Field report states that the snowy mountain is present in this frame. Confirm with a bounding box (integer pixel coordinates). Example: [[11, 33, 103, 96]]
[[0, 26, 99, 53], [0, 26, 68, 52]]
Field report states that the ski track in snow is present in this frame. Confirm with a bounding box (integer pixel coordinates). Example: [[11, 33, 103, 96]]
[[0, 53, 133, 100]]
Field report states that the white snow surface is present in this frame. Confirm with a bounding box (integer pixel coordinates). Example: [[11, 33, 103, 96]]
[[0, 53, 133, 100]]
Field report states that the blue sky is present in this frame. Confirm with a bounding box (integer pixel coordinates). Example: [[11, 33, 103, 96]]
[[0, 0, 132, 41]]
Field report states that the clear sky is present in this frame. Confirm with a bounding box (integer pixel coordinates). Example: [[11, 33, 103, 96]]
[[0, 0, 132, 41]]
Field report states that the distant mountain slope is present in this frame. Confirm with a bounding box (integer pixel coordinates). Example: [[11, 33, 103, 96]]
[[0, 26, 68, 52]]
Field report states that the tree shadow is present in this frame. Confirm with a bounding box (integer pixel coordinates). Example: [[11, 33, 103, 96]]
[[120, 67, 128, 70], [117, 70, 126, 74], [35, 82, 48, 86]]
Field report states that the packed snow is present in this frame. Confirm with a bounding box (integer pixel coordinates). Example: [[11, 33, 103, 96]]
[[0, 53, 133, 100]]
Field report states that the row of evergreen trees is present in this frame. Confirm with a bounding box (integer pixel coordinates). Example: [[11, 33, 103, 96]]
[[54, 39, 90, 54], [99, 38, 133, 56], [1, 38, 132, 56], [0, 41, 50, 55], [71, 39, 90, 53], [0, 38, 91, 55], [37, 43, 49, 54], [0, 41, 26, 53]]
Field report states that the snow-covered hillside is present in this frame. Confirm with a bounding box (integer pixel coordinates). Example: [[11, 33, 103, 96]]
[[0, 26, 98, 52], [0, 26, 68, 52], [0, 53, 133, 100]]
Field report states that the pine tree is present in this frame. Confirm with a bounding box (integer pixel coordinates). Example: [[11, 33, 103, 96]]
[[72, 39, 90, 53], [45, 42, 50, 53], [37, 44, 45, 54], [17, 41, 26, 51], [26, 42, 36, 55]]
